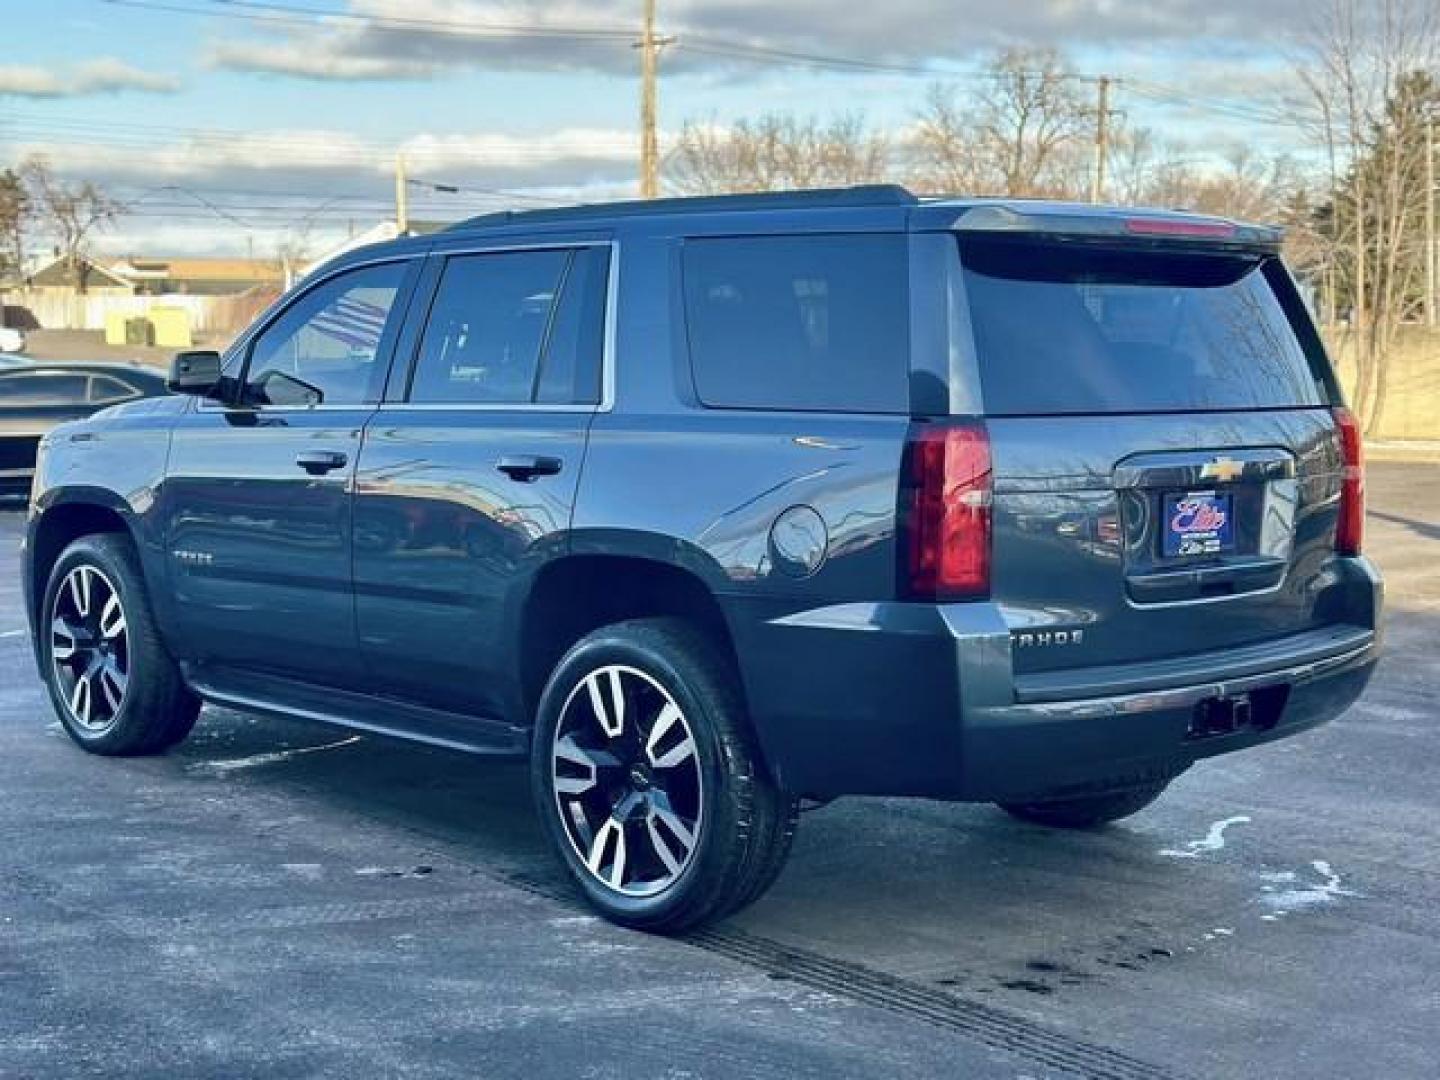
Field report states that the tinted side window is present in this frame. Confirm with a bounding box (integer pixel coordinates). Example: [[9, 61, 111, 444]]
[[0, 373, 89, 405], [89, 375, 139, 403], [410, 250, 571, 405], [246, 262, 408, 407], [536, 246, 609, 406], [682, 234, 909, 413]]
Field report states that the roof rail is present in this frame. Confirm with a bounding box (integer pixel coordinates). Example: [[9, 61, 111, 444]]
[[447, 184, 917, 232]]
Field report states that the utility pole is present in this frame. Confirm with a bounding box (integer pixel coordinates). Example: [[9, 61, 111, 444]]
[[1090, 76, 1112, 204], [394, 151, 409, 235], [1427, 118, 1435, 327], [637, 0, 672, 199]]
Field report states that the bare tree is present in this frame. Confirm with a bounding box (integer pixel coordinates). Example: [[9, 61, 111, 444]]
[[912, 48, 1090, 197], [911, 84, 984, 194], [20, 158, 120, 293], [1297, 0, 1440, 433], [0, 169, 28, 282], [1106, 127, 1303, 223], [665, 114, 889, 195], [277, 220, 316, 291]]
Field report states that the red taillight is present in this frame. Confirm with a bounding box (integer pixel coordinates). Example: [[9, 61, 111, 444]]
[[1123, 216, 1237, 239], [901, 422, 992, 600], [1333, 406, 1364, 556]]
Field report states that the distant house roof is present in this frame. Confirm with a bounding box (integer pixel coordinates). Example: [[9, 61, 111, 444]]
[[109, 256, 285, 296], [27, 254, 132, 290]]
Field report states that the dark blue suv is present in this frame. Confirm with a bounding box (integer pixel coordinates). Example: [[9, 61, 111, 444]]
[[21, 186, 1381, 931]]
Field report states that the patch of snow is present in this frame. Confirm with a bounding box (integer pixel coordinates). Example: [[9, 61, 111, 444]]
[[1160, 815, 1251, 859], [187, 735, 361, 775], [1259, 860, 1356, 911]]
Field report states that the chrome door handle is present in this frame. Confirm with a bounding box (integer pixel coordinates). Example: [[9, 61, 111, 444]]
[[495, 454, 563, 482], [295, 450, 348, 475]]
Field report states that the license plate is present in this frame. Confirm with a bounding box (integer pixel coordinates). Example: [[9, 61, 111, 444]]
[[1162, 490, 1234, 558]]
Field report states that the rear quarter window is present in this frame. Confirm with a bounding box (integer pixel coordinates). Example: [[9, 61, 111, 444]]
[[959, 238, 1330, 416], [682, 233, 909, 413]]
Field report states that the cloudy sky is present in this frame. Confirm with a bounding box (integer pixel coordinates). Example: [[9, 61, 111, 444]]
[[2, 0, 1320, 260]]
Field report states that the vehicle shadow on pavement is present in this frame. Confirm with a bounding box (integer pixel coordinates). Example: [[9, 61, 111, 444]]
[[169, 702, 1203, 963], [1367, 508, 1440, 542], [174, 706, 550, 874]]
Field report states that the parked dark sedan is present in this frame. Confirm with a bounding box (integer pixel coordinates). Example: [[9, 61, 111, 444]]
[[0, 363, 169, 502]]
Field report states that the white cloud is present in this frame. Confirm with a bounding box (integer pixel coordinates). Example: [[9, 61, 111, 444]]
[[206, 40, 440, 81], [9, 126, 637, 187], [0, 58, 181, 97]]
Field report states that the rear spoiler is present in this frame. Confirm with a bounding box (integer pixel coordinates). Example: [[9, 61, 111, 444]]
[[945, 204, 1283, 254]]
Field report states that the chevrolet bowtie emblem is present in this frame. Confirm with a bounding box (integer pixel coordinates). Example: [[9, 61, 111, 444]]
[[1199, 457, 1245, 483]]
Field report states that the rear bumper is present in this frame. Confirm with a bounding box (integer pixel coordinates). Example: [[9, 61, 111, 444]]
[[959, 628, 1376, 802], [729, 556, 1382, 801]]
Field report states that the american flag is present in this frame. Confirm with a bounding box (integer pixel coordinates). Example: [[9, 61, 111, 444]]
[[309, 295, 391, 351]]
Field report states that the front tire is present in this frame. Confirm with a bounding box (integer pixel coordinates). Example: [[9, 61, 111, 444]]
[[998, 780, 1171, 828], [532, 618, 797, 933], [41, 533, 199, 756]]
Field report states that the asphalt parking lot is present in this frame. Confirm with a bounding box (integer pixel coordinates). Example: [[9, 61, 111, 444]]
[[1, 463, 1436, 1080]]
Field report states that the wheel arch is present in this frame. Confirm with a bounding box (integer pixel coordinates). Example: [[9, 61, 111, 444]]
[[27, 492, 142, 641], [517, 545, 744, 738]]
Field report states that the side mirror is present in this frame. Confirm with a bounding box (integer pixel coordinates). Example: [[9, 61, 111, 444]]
[[167, 350, 225, 398]]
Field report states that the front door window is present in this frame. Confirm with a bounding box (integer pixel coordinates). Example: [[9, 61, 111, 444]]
[[245, 262, 408, 407]]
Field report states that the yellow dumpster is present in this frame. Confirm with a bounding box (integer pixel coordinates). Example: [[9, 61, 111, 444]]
[[104, 310, 129, 346], [149, 306, 192, 348]]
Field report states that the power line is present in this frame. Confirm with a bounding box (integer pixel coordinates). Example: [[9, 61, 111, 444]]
[[206, 0, 632, 38], [100, 0, 637, 41], [92, 0, 1323, 137], [1122, 78, 1316, 128], [91, 0, 1323, 150], [0, 113, 641, 157], [403, 176, 564, 204], [118, 181, 475, 202], [673, 40, 949, 78], [672, 38, 1080, 81], [95, 0, 1094, 83]]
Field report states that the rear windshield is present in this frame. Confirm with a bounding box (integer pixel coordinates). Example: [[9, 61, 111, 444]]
[[958, 238, 1329, 416]]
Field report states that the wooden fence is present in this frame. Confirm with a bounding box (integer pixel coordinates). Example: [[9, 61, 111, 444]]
[[0, 286, 281, 337]]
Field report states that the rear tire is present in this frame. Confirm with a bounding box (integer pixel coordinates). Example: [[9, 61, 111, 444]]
[[532, 618, 797, 933], [998, 780, 1171, 828], [40, 533, 199, 756]]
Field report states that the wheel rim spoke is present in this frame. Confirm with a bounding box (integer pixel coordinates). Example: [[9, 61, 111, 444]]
[[68, 566, 92, 618], [553, 664, 704, 898], [586, 817, 628, 890], [584, 668, 627, 738], [99, 594, 126, 641], [69, 671, 93, 727], [51, 564, 129, 732], [50, 618, 78, 660], [646, 799, 696, 876], [646, 703, 696, 769], [99, 660, 127, 713], [553, 735, 601, 795]]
